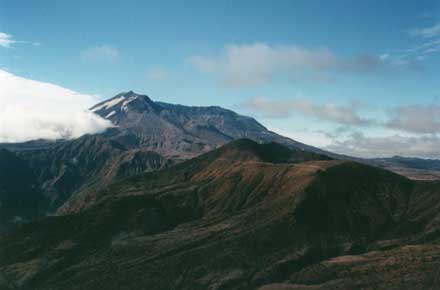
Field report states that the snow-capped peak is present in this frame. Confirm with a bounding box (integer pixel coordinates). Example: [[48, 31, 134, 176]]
[[121, 96, 138, 112], [91, 96, 126, 112], [90, 91, 156, 119]]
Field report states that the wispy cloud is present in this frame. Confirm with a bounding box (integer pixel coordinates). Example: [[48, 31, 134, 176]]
[[0, 32, 42, 49], [243, 96, 373, 126], [405, 39, 440, 53], [188, 43, 386, 87], [410, 22, 440, 38], [380, 22, 440, 68], [81, 45, 119, 63], [404, 40, 440, 64], [0, 32, 16, 48], [0, 69, 112, 142]]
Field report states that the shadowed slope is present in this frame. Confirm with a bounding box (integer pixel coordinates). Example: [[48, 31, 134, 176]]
[[1, 140, 440, 290], [0, 149, 46, 231], [59, 139, 332, 214], [18, 134, 171, 213]]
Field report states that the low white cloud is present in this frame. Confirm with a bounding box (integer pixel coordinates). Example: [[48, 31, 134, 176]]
[[326, 131, 440, 159], [410, 23, 440, 38], [244, 95, 440, 158], [385, 105, 440, 134], [81, 45, 119, 63], [244, 96, 440, 136], [0, 69, 112, 142], [244, 96, 372, 126], [0, 32, 16, 48]]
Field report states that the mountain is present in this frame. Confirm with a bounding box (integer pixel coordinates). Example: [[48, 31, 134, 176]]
[[89, 91, 314, 158], [0, 139, 63, 151], [2, 90, 440, 231], [0, 149, 46, 231], [371, 156, 440, 180], [0, 91, 320, 227], [18, 134, 172, 213], [59, 139, 332, 214], [1, 140, 439, 290]]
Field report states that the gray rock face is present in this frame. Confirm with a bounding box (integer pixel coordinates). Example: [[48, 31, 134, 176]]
[[90, 91, 312, 158]]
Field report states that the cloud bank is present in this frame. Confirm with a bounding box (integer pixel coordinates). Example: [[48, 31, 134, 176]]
[[244, 95, 440, 158], [244, 96, 440, 133], [326, 132, 440, 159], [0, 69, 112, 142]]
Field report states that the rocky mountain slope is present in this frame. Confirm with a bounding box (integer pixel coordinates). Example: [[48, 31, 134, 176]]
[[89, 91, 314, 158], [19, 134, 171, 212], [2, 91, 440, 231], [0, 91, 318, 227], [1, 140, 439, 290]]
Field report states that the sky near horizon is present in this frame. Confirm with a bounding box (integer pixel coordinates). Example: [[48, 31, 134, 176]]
[[1, 0, 440, 158]]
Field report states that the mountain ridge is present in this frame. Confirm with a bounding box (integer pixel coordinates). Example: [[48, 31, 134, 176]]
[[1, 91, 440, 230], [1, 139, 439, 290], [0, 91, 318, 229], [89, 91, 315, 157]]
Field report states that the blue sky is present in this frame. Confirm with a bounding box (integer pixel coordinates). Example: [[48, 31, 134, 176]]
[[1, 0, 440, 157]]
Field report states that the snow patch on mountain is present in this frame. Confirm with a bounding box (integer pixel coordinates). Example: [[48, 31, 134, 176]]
[[121, 97, 138, 111], [105, 111, 116, 118], [91, 96, 125, 112]]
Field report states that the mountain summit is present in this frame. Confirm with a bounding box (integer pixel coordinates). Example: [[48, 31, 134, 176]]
[[89, 91, 314, 158], [91, 91, 158, 122]]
